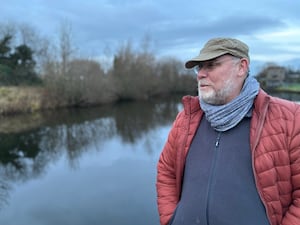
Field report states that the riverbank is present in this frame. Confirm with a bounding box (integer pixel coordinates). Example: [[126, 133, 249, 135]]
[[0, 85, 194, 116], [0, 86, 45, 115], [1, 85, 299, 116], [267, 83, 300, 93], [0, 86, 114, 116]]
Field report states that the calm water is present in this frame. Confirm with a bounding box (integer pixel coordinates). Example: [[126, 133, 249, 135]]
[[0, 96, 182, 225]]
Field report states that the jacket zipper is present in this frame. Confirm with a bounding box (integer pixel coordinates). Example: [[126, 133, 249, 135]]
[[206, 132, 221, 225]]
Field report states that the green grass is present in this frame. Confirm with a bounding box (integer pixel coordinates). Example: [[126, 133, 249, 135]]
[[275, 83, 300, 92]]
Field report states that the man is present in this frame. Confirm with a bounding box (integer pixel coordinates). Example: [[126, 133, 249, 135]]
[[156, 37, 300, 225]]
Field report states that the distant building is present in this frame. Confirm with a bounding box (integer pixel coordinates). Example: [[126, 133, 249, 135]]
[[256, 66, 286, 89], [285, 72, 300, 83]]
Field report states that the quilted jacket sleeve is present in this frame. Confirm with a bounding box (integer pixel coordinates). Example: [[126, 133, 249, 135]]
[[156, 112, 183, 225], [281, 105, 300, 225]]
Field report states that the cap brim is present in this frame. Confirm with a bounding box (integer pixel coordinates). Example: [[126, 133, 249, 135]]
[[185, 52, 228, 69]]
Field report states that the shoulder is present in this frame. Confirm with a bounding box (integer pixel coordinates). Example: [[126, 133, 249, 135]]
[[268, 95, 300, 117], [254, 90, 300, 142], [255, 89, 300, 117], [182, 95, 201, 114], [169, 95, 202, 136]]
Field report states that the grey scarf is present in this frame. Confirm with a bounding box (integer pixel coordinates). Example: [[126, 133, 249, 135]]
[[200, 76, 259, 132]]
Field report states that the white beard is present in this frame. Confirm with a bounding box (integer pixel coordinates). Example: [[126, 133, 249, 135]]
[[198, 77, 238, 105]]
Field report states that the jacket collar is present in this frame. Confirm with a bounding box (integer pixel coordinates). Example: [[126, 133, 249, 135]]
[[253, 89, 271, 116], [251, 89, 271, 151], [182, 95, 201, 115]]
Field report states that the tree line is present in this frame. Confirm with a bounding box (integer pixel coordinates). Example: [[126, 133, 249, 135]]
[[0, 34, 41, 85], [0, 22, 196, 109]]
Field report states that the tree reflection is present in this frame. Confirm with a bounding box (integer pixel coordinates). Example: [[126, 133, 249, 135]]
[[0, 95, 182, 207], [113, 97, 180, 143], [0, 179, 11, 210]]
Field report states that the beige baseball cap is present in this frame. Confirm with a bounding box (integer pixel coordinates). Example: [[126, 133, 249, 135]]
[[185, 37, 250, 69]]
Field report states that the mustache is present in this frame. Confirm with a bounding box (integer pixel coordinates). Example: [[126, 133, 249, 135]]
[[198, 80, 211, 86]]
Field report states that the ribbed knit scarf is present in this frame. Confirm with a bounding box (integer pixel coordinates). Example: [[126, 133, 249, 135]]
[[200, 76, 259, 132]]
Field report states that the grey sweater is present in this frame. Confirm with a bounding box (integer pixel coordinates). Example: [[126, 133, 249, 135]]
[[169, 116, 269, 225]]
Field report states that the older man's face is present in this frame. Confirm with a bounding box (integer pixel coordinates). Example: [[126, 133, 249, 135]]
[[195, 55, 243, 105]]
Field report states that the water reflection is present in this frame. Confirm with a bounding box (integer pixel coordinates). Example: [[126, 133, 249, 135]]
[[0, 96, 182, 224], [0, 179, 10, 209]]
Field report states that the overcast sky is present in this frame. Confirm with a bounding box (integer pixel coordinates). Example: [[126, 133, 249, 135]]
[[1, 0, 300, 74]]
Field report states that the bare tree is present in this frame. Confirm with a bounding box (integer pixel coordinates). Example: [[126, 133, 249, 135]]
[[0, 22, 17, 43], [17, 23, 53, 74], [59, 20, 75, 75]]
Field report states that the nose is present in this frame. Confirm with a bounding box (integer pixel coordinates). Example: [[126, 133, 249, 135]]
[[196, 68, 208, 80]]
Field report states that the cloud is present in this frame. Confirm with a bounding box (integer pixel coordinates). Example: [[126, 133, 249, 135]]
[[0, 0, 300, 69]]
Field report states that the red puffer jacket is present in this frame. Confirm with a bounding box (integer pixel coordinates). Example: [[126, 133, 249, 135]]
[[156, 89, 300, 225]]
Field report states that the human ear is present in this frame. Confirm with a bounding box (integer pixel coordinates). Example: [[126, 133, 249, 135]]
[[238, 58, 249, 77]]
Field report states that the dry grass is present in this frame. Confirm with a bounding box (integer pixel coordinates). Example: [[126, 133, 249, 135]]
[[0, 86, 44, 115]]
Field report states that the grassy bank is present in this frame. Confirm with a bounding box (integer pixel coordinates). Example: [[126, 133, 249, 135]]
[[275, 83, 300, 93], [0, 86, 45, 115]]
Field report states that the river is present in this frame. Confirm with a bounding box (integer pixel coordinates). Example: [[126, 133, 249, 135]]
[[0, 92, 299, 225], [0, 96, 182, 225]]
